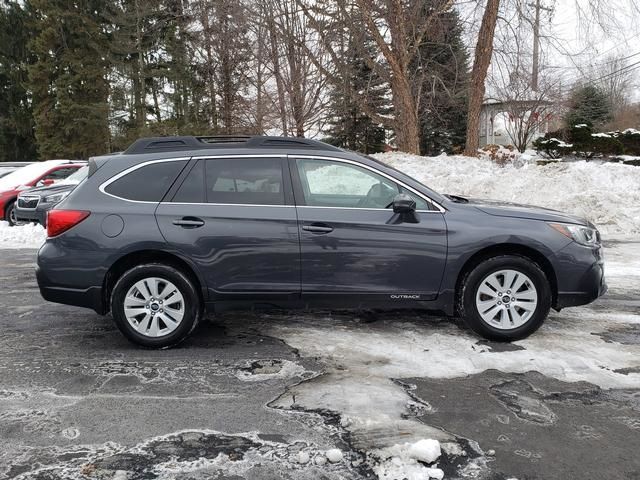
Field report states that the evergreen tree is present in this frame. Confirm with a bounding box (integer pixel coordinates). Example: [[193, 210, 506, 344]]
[[0, 2, 38, 162], [28, 0, 110, 159], [413, 3, 469, 155], [565, 85, 612, 129], [324, 37, 389, 154]]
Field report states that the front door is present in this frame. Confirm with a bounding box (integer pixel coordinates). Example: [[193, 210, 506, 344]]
[[290, 156, 447, 303], [156, 156, 300, 301]]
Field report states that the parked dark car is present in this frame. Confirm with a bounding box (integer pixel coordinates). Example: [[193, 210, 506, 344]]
[[15, 166, 89, 226], [36, 136, 606, 348]]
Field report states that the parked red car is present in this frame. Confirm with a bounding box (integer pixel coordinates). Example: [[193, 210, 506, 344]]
[[0, 160, 86, 225]]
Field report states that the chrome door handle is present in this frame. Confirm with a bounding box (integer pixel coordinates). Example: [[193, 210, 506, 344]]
[[172, 217, 205, 228], [302, 224, 333, 234]]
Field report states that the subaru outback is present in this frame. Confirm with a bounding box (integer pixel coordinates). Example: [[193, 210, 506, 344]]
[[36, 136, 606, 348]]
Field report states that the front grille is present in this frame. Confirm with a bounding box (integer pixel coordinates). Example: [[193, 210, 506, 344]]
[[17, 195, 40, 209]]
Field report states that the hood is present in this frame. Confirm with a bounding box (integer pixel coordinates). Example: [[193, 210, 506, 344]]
[[19, 183, 77, 197], [446, 195, 589, 226]]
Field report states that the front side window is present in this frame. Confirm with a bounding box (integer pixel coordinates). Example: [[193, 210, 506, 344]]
[[205, 158, 285, 205], [104, 160, 188, 202], [296, 158, 431, 210]]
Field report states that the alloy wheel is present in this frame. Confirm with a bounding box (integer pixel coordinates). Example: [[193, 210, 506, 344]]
[[475, 269, 538, 330], [123, 277, 185, 337]]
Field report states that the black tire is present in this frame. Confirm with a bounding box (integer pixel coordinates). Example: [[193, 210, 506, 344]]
[[5, 200, 17, 226], [458, 255, 551, 341], [110, 263, 201, 348]]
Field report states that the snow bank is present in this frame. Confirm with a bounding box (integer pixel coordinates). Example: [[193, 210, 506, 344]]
[[0, 221, 46, 249], [374, 152, 640, 235]]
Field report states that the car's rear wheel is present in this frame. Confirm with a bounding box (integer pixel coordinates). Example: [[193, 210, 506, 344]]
[[459, 255, 551, 341], [111, 264, 201, 348]]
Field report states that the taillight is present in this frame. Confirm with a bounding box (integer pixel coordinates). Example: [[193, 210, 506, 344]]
[[47, 210, 90, 237]]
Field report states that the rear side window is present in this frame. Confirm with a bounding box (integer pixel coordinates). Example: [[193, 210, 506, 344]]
[[104, 160, 187, 202], [172, 160, 205, 203], [205, 158, 285, 205]]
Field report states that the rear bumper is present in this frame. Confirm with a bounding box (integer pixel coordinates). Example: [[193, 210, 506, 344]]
[[36, 244, 107, 314]]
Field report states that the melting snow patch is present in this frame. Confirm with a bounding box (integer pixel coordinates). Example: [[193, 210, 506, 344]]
[[235, 359, 308, 382], [325, 448, 344, 463], [371, 439, 443, 480]]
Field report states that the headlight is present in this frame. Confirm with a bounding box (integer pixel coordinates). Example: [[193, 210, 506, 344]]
[[549, 222, 600, 246], [43, 191, 70, 203]]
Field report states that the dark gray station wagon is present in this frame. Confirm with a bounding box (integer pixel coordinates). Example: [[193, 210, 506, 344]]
[[36, 136, 606, 347]]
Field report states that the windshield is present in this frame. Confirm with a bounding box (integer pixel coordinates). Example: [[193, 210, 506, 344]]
[[0, 162, 60, 192], [59, 165, 89, 185]]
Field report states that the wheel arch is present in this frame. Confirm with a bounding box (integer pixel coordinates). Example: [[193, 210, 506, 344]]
[[103, 250, 205, 314], [454, 243, 558, 315]]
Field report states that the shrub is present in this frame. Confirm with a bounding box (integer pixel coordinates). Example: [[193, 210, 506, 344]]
[[532, 131, 573, 159]]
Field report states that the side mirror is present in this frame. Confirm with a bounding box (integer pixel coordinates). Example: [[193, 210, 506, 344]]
[[37, 179, 55, 187], [392, 193, 416, 214]]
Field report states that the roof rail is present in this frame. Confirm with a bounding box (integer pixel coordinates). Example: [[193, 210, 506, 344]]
[[123, 135, 343, 154]]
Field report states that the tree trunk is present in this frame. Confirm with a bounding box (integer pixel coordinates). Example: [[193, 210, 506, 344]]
[[391, 75, 420, 154], [464, 0, 500, 156], [134, 0, 146, 131], [200, 0, 218, 130]]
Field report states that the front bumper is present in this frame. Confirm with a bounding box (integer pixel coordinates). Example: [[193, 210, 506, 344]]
[[553, 241, 607, 310], [15, 201, 56, 225]]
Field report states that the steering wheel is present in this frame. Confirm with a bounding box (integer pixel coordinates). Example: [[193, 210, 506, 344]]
[[356, 182, 395, 209]]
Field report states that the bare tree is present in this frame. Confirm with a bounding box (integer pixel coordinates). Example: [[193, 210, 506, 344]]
[[297, 0, 456, 154], [464, 0, 500, 156], [587, 54, 634, 114], [265, 0, 330, 137]]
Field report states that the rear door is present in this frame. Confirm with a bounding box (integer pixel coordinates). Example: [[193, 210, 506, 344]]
[[155, 156, 300, 302], [290, 155, 447, 303]]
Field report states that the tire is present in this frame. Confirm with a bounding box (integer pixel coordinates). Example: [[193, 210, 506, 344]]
[[110, 263, 201, 348], [458, 255, 551, 341], [5, 200, 17, 226]]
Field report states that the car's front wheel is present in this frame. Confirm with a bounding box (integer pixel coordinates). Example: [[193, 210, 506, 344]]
[[5, 200, 18, 226], [459, 255, 551, 341], [110, 264, 201, 348]]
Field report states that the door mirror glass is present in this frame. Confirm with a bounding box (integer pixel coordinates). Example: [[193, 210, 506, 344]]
[[392, 193, 416, 213]]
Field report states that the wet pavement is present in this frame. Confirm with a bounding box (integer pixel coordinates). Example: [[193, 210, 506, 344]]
[[0, 241, 638, 479]]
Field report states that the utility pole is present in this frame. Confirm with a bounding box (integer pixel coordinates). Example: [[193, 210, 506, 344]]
[[529, 0, 552, 91]]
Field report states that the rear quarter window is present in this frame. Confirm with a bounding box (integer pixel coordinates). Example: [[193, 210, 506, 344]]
[[104, 160, 188, 202]]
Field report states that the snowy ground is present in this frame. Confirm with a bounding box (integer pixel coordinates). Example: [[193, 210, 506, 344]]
[[0, 240, 638, 479]]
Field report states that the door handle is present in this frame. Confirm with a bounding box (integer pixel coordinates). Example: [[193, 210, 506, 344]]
[[172, 217, 205, 228], [302, 223, 333, 234]]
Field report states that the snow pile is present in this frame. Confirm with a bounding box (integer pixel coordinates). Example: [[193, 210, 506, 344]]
[[372, 439, 444, 480], [375, 152, 640, 235], [0, 221, 46, 249]]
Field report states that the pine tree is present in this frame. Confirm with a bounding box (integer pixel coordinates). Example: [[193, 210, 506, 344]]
[[0, 2, 38, 162], [28, 0, 110, 159], [324, 37, 389, 154], [413, 3, 469, 155], [565, 85, 612, 129]]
